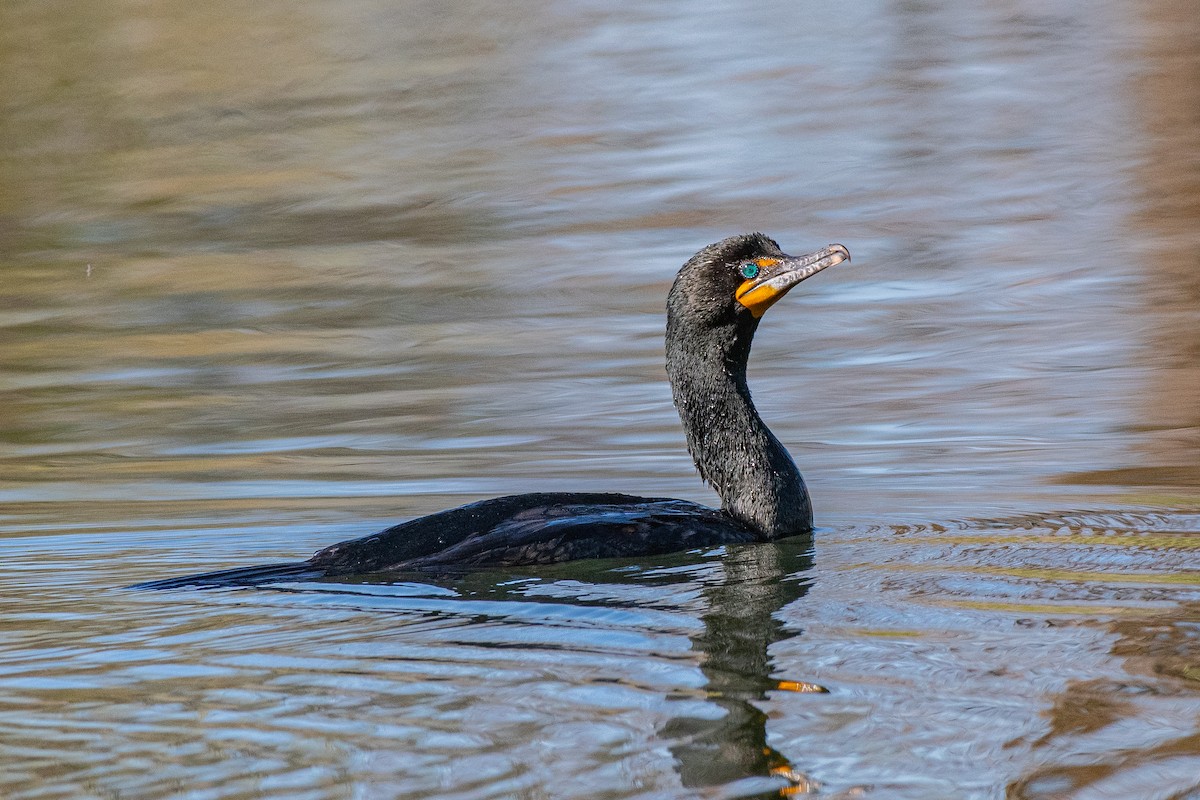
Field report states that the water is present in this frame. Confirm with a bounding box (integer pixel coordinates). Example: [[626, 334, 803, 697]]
[[1, 1, 1198, 797]]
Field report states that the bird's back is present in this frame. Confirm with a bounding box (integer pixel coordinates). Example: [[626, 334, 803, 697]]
[[311, 492, 761, 572], [132, 493, 761, 589]]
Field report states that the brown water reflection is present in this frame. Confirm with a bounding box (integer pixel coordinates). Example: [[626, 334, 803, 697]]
[[2, 0, 1199, 798], [1119, 0, 1200, 489], [1010, 602, 1200, 799]]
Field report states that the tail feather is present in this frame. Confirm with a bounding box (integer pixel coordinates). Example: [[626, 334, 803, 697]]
[[130, 561, 323, 590]]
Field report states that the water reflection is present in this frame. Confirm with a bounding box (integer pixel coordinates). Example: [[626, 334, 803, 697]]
[[1126, 0, 1200, 489], [1009, 601, 1200, 799], [323, 539, 822, 796], [665, 541, 817, 794]]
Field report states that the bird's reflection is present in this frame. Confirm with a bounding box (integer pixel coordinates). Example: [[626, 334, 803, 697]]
[[268, 535, 822, 795], [662, 536, 819, 795]]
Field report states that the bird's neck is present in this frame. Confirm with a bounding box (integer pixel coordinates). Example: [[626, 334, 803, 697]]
[[665, 322, 812, 538]]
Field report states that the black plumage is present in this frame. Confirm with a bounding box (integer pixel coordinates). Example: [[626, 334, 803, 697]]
[[135, 234, 848, 589]]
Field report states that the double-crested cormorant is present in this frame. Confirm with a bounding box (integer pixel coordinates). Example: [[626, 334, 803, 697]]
[[136, 234, 849, 588]]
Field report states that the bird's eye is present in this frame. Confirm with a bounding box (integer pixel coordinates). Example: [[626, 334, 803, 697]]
[[740, 263, 760, 279]]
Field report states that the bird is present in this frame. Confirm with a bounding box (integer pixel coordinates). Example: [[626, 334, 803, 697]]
[[134, 234, 849, 589]]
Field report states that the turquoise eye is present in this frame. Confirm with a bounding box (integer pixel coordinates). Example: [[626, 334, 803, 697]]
[[740, 263, 759, 279]]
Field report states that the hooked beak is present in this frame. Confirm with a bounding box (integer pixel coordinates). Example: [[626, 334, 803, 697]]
[[735, 243, 850, 318]]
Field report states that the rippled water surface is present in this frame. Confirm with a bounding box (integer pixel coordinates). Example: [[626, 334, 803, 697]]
[[2, 1, 1199, 798]]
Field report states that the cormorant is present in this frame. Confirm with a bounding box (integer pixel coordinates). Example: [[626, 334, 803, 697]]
[[135, 234, 849, 588]]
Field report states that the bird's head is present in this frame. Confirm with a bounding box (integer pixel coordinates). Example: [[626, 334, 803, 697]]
[[667, 233, 850, 338]]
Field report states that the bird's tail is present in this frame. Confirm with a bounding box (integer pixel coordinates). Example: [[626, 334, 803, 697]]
[[129, 561, 323, 590]]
